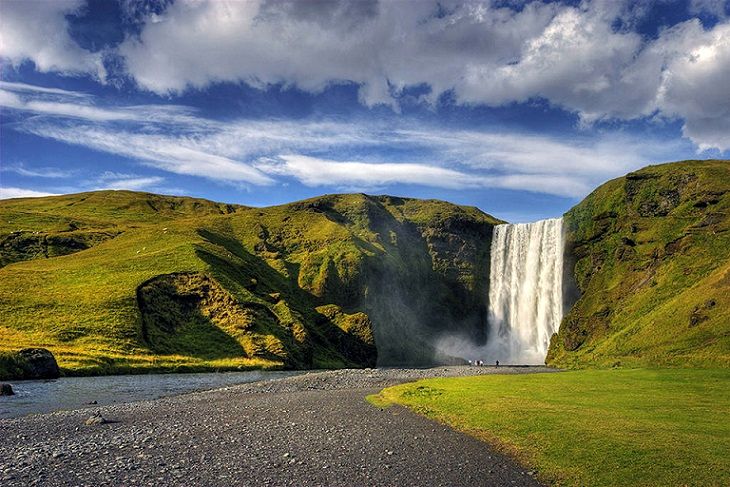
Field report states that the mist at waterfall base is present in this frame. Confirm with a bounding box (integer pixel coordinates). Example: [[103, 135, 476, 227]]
[[437, 218, 565, 365]]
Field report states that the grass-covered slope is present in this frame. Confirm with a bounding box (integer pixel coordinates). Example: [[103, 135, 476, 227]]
[[548, 160, 730, 368], [0, 190, 239, 267], [0, 190, 500, 376]]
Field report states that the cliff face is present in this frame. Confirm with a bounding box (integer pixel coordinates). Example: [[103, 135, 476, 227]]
[[0, 191, 500, 374], [290, 194, 499, 365], [548, 160, 730, 368], [196, 194, 500, 367]]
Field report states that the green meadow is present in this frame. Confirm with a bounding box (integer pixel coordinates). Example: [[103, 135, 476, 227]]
[[371, 368, 730, 487]]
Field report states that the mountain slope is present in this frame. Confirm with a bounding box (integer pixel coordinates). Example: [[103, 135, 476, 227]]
[[0, 191, 500, 376], [0, 190, 240, 267], [547, 160, 730, 368]]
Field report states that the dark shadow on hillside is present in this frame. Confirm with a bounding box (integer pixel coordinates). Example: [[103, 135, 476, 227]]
[[193, 234, 377, 368], [137, 273, 247, 360], [341, 197, 491, 365]]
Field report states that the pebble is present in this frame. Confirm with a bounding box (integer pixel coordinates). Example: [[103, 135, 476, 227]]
[[0, 366, 551, 487], [84, 413, 107, 426]]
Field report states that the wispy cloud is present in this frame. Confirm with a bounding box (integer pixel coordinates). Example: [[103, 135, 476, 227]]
[[1, 163, 76, 178], [92, 172, 166, 191], [0, 81, 91, 98], [0, 172, 172, 199], [0, 82, 205, 124], [256, 154, 595, 196], [256, 155, 481, 190], [1, 82, 692, 198], [21, 124, 274, 186]]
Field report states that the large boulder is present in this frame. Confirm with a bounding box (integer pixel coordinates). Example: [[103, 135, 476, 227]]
[[15, 348, 61, 379], [0, 383, 14, 395]]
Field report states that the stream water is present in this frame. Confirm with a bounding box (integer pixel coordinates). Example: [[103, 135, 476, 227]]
[[0, 370, 304, 419]]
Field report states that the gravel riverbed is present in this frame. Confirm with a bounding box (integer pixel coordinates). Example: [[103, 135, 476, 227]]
[[0, 366, 556, 486]]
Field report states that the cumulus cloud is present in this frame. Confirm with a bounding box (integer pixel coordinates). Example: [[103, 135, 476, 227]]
[[3, 0, 729, 150], [455, 2, 651, 121], [654, 20, 730, 150], [111, 0, 729, 149], [0, 0, 105, 79]]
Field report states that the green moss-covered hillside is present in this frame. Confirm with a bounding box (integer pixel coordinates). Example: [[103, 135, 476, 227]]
[[548, 160, 730, 368], [0, 190, 500, 377]]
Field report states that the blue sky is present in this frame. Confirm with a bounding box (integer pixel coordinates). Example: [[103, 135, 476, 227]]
[[1, 0, 728, 222]]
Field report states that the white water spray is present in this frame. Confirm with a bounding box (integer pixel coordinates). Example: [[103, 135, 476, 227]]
[[486, 218, 564, 364]]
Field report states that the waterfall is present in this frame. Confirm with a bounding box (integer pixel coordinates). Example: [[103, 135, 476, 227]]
[[486, 218, 564, 365]]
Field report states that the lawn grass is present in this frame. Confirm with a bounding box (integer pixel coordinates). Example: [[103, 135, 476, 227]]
[[371, 369, 730, 487]]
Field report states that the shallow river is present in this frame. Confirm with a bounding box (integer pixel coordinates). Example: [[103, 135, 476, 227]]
[[0, 370, 304, 419]]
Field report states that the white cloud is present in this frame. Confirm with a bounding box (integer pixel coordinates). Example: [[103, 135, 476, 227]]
[[3, 81, 693, 198], [0, 0, 105, 79], [455, 2, 651, 122], [0, 169, 169, 198], [92, 173, 166, 191], [257, 154, 482, 190], [117, 0, 558, 107], [3, 1, 729, 150], [0, 83, 273, 186], [111, 0, 730, 150], [0, 81, 91, 98], [1, 164, 75, 178], [23, 123, 274, 186], [0, 82, 204, 124], [256, 154, 596, 196], [0, 187, 59, 199], [654, 20, 730, 151], [1, 89, 139, 122], [396, 129, 654, 178]]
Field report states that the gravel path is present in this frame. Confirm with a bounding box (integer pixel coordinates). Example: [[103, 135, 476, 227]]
[[0, 366, 556, 486]]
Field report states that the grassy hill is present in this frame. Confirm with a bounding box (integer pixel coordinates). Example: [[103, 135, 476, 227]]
[[0, 190, 500, 377], [548, 160, 730, 368], [3, 159, 727, 377]]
